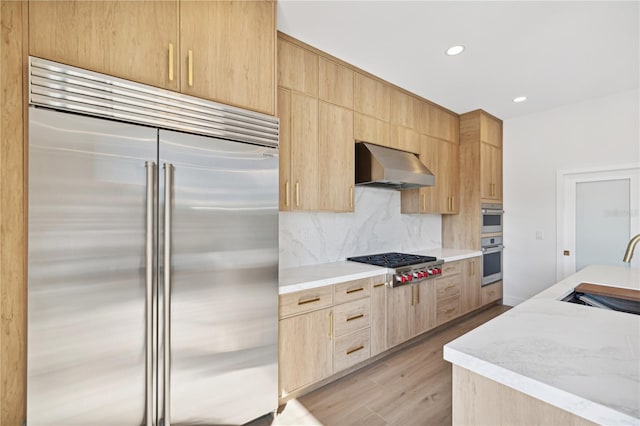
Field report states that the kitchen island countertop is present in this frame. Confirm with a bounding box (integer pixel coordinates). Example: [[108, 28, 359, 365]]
[[279, 247, 481, 295], [444, 265, 640, 425]]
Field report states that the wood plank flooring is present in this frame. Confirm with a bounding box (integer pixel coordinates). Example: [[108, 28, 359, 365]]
[[250, 304, 511, 426]]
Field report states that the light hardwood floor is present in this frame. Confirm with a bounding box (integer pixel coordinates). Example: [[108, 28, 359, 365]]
[[251, 304, 511, 426]]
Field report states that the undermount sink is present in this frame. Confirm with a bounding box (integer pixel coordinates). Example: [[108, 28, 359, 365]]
[[562, 282, 640, 315]]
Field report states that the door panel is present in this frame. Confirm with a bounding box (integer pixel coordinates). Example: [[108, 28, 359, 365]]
[[28, 108, 157, 425], [159, 130, 278, 425]]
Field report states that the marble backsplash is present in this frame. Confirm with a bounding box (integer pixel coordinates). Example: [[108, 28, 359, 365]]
[[279, 186, 442, 269]]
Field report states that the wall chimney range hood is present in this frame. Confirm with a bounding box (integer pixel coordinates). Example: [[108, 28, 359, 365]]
[[355, 142, 435, 190]]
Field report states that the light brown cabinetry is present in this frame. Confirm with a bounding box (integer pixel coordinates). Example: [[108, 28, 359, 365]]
[[401, 136, 459, 214], [391, 125, 420, 154], [277, 38, 318, 97], [443, 110, 503, 250], [354, 113, 391, 147], [30, 0, 276, 114], [354, 73, 390, 121], [289, 92, 319, 210], [462, 257, 482, 312], [390, 89, 419, 129], [481, 281, 503, 305], [279, 307, 334, 395], [370, 282, 387, 356], [386, 281, 436, 347], [420, 102, 460, 143], [319, 58, 353, 109]]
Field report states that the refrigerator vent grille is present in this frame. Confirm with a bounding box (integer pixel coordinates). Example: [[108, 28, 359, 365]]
[[28, 56, 279, 147]]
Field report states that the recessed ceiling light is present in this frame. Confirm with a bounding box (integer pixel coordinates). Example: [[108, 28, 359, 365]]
[[445, 45, 465, 56], [513, 96, 527, 103]]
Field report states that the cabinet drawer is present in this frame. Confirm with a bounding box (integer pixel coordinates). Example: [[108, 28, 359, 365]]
[[441, 261, 463, 277], [482, 281, 503, 305], [334, 298, 370, 337], [436, 295, 461, 325], [334, 328, 370, 373], [280, 286, 333, 318], [334, 276, 379, 304], [436, 275, 462, 300]]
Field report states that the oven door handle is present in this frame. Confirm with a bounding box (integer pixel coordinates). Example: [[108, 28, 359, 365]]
[[482, 245, 504, 253], [481, 209, 504, 215]]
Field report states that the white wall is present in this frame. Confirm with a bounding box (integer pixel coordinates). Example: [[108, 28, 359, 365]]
[[280, 186, 441, 269], [503, 89, 640, 305]]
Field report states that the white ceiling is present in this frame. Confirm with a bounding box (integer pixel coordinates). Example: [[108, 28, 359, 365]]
[[277, 1, 640, 119]]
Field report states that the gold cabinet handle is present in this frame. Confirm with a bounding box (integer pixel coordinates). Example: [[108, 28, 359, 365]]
[[284, 181, 290, 207], [445, 284, 455, 291], [422, 193, 426, 211], [445, 308, 456, 315], [329, 311, 333, 339], [346, 345, 364, 355], [168, 43, 174, 81], [188, 49, 193, 87], [373, 283, 385, 288], [295, 181, 300, 207], [346, 287, 364, 294], [298, 297, 320, 305], [411, 286, 414, 306], [346, 313, 364, 322], [350, 186, 354, 209]]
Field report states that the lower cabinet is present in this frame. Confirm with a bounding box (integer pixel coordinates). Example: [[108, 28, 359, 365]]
[[481, 280, 503, 305], [462, 257, 482, 312], [370, 282, 387, 356], [386, 280, 436, 347], [279, 307, 334, 396]]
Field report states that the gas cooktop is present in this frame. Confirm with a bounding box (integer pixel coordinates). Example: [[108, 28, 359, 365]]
[[347, 252, 437, 268], [347, 252, 443, 287]]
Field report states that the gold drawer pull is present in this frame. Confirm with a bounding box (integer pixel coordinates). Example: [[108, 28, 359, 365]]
[[188, 49, 193, 87], [445, 308, 456, 314], [168, 43, 174, 81], [373, 283, 385, 288], [346, 345, 364, 355], [298, 297, 320, 305], [489, 291, 495, 296], [285, 181, 290, 207], [445, 284, 456, 291], [346, 314, 364, 322], [346, 287, 364, 294]]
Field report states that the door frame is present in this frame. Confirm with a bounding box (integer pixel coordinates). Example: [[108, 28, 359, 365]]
[[556, 163, 640, 281]]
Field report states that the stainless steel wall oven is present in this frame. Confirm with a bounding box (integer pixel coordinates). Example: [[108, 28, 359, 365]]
[[481, 236, 503, 286], [481, 203, 504, 234]]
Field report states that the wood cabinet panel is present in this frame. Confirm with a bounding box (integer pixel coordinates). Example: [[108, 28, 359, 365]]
[[390, 89, 419, 129], [386, 285, 414, 347], [334, 328, 371, 373], [462, 257, 482, 313], [414, 280, 436, 336], [277, 38, 318, 97], [279, 307, 334, 395], [441, 260, 463, 277], [318, 102, 354, 212], [353, 73, 390, 121], [334, 277, 373, 305], [333, 298, 370, 338], [436, 295, 462, 325], [370, 282, 387, 357], [279, 285, 333, 318], [179, 0, 275, 114], [319, 57, 353, 109], [420, 102, 459, 143], [391, 125, 420, 154], [480, 113, 502, 147], [480, 142, 502, 202], [481, 281, 503, 305], [354, 113, 390, 147], [437, 275, 462, 300], [290, 93, 319, 210], [29, 0, 180, 91], [278, 88, 292, 211]]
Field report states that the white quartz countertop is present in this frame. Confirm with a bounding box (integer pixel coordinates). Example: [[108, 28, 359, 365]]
[[279, 248, 481, 295], [444, 265, 640, 425]]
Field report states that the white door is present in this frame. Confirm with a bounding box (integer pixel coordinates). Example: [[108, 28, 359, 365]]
[[557, 165, 640, 280]]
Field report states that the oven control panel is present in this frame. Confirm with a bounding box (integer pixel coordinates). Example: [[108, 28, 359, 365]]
[[390, 260, 444, 287]]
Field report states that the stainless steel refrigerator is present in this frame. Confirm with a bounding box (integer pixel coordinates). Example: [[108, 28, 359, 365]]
[[27, 58, 279, 426]]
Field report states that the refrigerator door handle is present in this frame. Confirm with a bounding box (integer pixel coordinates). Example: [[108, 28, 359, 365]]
[[145, 161, 156, 426], [163, 163, 174, 425]]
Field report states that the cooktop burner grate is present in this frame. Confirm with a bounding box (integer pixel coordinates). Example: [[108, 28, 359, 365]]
[[347, 252, 437, 268]]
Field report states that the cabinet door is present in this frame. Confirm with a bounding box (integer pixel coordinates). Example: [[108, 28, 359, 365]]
[[278, 88, 292, 211], [494, 146, 503, 202], [354, 113, 390, 147], [420, 102, 459, 143], [370, 282, 387, 356], [180, 1, 275, 114], [480, 142, 496, 200], [318, 102, 354, 212], [480, 113, 502, 147], [391, 125, 420, 154], [29, 0, 179, 91], [462, 258, 481, 313], [278, 38, 318, 97], [290, 93, 319, 210], [279, 308, 333, 395], [354, 73, 390, 121], [319, 58, 353, 109], [386, 285, 414, 347], [390, 89, 419, 129], [442, 141, 460, 214], [414, 280, 436, 335]]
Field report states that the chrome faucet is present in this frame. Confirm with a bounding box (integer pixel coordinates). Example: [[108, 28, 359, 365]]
[[623, 234, 640, 262]]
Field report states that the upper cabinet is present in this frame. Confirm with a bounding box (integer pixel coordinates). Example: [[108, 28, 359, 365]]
[[420, 102, 460, 143], [319, 58, 353, 109], [29, 1, 180, 91], [390, 89, 420, 129], [278, 38, 318, 97], [354, 73, 390, 121], [29, 0, 276, 115], [179, 1, 275, 114]]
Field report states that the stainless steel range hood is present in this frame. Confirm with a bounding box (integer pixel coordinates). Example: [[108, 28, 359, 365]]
[[355, 142, 435, 190]]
